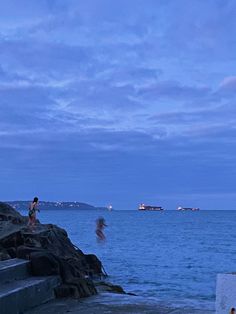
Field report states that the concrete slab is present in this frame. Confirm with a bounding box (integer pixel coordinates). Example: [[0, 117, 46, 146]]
[[216, 273, 236, 314], [25, 296, 214, 314], [0, 258, 30, 283], [0, 276, 61, 314]]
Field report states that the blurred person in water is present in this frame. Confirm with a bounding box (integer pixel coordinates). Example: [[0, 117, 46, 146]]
[[96, 217, 107, 241]]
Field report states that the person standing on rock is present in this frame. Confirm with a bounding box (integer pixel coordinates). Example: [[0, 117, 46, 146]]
[[28, 197, 39, 231]]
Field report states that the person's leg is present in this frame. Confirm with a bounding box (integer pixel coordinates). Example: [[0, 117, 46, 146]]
[[28, 216, 34, 232], [31, 214, 36, 231], [28, 215, 32, 226], [96, 229, 105, 240]]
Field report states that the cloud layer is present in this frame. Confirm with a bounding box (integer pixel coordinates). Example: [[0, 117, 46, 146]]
[[0, 0, 236, 208]]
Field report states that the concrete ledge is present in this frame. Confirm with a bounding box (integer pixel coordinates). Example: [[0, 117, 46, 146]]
[[216, 273, 236, 314], [0, 258, 30, 283], [0, 276, 61, 314]]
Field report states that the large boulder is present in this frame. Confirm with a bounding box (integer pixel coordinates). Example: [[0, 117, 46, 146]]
[[30, 252, 60, 276], [0, 202, 25, 223], [0, 202, 105, 298], [85, 254, 104, 277], [0, 244, 11, 260]]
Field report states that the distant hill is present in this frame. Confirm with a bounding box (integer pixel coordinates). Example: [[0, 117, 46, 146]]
[[6, 201, 108, 211]]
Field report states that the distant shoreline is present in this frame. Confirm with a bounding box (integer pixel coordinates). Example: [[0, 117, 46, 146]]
[[6, 201, 108, 211]]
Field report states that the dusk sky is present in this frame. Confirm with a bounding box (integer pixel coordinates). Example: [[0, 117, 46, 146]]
[[1, 0, 236, 209]]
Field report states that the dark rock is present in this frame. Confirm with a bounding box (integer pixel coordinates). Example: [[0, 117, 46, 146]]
[[1, 230, 24, 248], [95, 281, 125, 294], [30, 252, 60, 276], [59, 259, 78, 282], [16, 245, 43, 259], [127, 292, 137, 296], [6, 247, 17, 258], [110, 284, 125, 294], [0, 201, 105, 299], [54, 284, 72, 298], [0, 202, 25, 224], [67, 278, 97, 297], [0, 247, 11, 261], [85, 254, 103, 277]]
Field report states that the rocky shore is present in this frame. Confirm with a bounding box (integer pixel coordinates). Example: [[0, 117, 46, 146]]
[[0, 201, 105, 298]]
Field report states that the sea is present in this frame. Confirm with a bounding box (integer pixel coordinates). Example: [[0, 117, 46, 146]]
[[20, 209, 236, 311]]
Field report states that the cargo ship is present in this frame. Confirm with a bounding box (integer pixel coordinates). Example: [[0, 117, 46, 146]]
[[177, 206, 200, 211], [138, 203, 164, 211]]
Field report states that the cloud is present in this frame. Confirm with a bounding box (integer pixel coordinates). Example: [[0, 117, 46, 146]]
[[138, 81, 210, 101], [220, 76, 236, 91]]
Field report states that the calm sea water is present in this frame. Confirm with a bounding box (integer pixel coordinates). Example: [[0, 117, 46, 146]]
[[20, 209, 236, 310]]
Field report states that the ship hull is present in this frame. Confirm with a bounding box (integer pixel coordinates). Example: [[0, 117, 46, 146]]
[[177, 207, 200, 211], [139, 205, 164, 211]]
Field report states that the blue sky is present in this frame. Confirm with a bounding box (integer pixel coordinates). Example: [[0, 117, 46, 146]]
[[0, 0, 236, 209]]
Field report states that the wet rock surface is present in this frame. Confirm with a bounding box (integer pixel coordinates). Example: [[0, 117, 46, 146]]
[[25, 294, 215, 314], [0, 202, 104, 298], [95, 281, 126, 294]]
